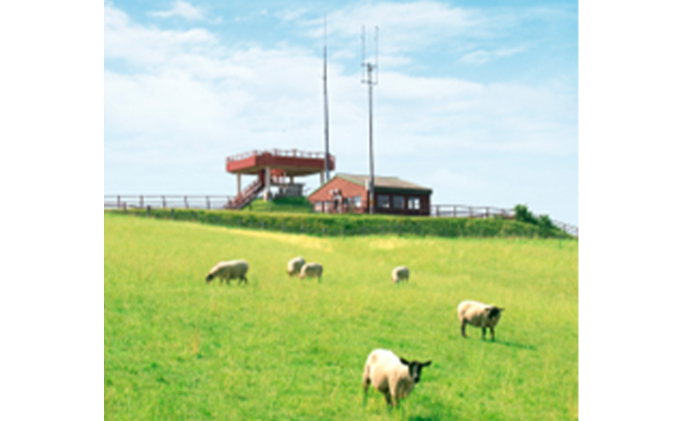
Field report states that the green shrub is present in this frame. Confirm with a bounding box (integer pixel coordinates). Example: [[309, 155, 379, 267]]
[[107, 207, 575, 240]]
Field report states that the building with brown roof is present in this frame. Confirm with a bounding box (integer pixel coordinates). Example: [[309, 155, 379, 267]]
[[307, 173, 432, 216]]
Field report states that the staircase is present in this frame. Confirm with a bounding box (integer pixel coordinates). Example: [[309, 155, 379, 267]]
[[225, 171, 266, 210]]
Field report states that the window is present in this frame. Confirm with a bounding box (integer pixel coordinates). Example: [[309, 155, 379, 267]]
[[353, 196, 362, 207], [378, 195, 390, 209], [393, 195, 405, 209], [314, 202, 323, 212], [408, 197, 420, 210]]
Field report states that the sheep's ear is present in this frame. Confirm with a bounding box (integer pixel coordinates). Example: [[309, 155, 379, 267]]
[[399, 357, 409, 366], [422, 360, 432, 367]]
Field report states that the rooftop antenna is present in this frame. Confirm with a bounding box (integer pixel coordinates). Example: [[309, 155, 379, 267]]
[[323, 15, 331, 184], [361, 25, 379, 214]]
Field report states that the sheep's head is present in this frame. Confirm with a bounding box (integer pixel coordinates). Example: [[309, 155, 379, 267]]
[[399, 358, 432, 384], [486, 306, 504, 323], [205, 273, 215, 283]]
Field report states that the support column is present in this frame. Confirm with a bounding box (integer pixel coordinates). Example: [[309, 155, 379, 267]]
[[264, 167, 271, 201], [237, 174, 242, 195], [320, 172, 325, 185]]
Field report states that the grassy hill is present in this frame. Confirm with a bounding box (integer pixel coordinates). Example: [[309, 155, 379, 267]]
[[105, 213, 578, 420]]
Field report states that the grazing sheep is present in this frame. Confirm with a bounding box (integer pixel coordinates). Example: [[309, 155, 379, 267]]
[[287, 257, 306, 277], [299, 262, 323, 281], [391, 266, 409, 284], [205, 260, 249, 285], [362, 349, 432, 407], [457, 300, 504, 341]]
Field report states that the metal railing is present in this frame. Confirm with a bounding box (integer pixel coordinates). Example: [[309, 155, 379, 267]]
[[226, 148, 336, 164], [104, 196, 578, 237]]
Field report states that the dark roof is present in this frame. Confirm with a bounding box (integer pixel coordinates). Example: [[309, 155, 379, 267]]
[[336, 173, 432, 194]]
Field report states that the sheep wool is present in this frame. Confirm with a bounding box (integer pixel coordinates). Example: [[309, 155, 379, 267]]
[[457, 300, 504, 341], [391, 266, 410, 284], [299, 262, 323, 281], [205, 260, 249, 285], [362, 349, 432, 407], [287, 257, 306, 277]]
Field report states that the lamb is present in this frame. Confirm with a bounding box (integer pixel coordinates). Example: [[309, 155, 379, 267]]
[[205, 260, 249, 285], [299, 262, 323, 281], [391, 266, 409, 284], [362, 349, 432, 407], [457, 300, 504, 341], [287, 256, 306, 277]]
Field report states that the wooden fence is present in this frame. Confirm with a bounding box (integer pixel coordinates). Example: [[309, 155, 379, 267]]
[[104, 195, 578, 237]]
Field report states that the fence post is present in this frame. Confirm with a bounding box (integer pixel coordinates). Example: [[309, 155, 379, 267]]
[[171, 208, 175, 220], [123, 202, 127, 214], [207, 196, 211, 210], [486, 207, 490, 218], [184, 196, 189, 208], [301, 225, 305, 233], [281, 223, 285, 232], [146, 205, 151, 217], [453, 206, 457, 218], [117, 195, 121, 208], [261, 221, 265, 230], [238, 218, 242, 227], [140, 195, 144, 208], [162, 196, 166, 208], [322, 227, 326, 237]]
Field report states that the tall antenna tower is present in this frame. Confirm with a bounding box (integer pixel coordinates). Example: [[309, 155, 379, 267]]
[[361, 25, 379, 214], [323, 15, 331, 183]]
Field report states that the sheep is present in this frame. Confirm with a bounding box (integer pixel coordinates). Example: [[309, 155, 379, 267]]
[[287, 256, 306, 277], [299, 262, 323, 281], [205, 260, 249, 285], [362, 349, 432, 407], [391, 266, 409, 284], [457, 300, 504, 341]]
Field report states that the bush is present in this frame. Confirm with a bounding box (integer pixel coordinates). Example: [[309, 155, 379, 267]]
[[107, 207, 574, 240]]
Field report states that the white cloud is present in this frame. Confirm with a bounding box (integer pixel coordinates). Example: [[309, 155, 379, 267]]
[[459, 48, 525, 65], [150, 1, 204, 21]]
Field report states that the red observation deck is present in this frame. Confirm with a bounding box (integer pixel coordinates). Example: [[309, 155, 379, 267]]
[[226, 149, 335, 176], [224, 149, 336, 209]]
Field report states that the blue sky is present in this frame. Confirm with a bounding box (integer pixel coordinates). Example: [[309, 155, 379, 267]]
[[105, 0, 578, 225]]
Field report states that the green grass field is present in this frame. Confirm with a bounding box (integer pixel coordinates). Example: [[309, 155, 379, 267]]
[[105, 213, 578, 420]]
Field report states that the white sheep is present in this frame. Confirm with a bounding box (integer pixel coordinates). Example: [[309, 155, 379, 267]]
[[287, 256, 306, 277], [391, 266, 409, 284], [457, 300, 504, 341], [362, 349, 432, 407], [299, 262, 323, 281], [205, 260, 249, 285]]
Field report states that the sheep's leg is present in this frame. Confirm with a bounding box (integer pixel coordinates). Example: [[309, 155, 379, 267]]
[[482, 327, 487, 340], [490, 326, 495, 341], [384, 393, 392, 407], [391, 392, 399, 408], [461, 321, 467, 338]]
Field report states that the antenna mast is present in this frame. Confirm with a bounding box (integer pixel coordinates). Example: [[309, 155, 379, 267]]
[[323, 15, 331, 184], [361, 25, 379, 214]]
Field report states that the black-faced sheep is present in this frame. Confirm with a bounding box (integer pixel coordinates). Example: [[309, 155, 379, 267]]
[[287, 257, 305, 277], [205, 260, 249, 285], [391, 266, 409, 284], [457, 300, 504, 340], [362, 348, 432, 407], [299, 262, 323, 281]]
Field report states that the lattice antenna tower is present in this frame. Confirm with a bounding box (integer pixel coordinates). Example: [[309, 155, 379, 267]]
[[361, 25, 379, 214]]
